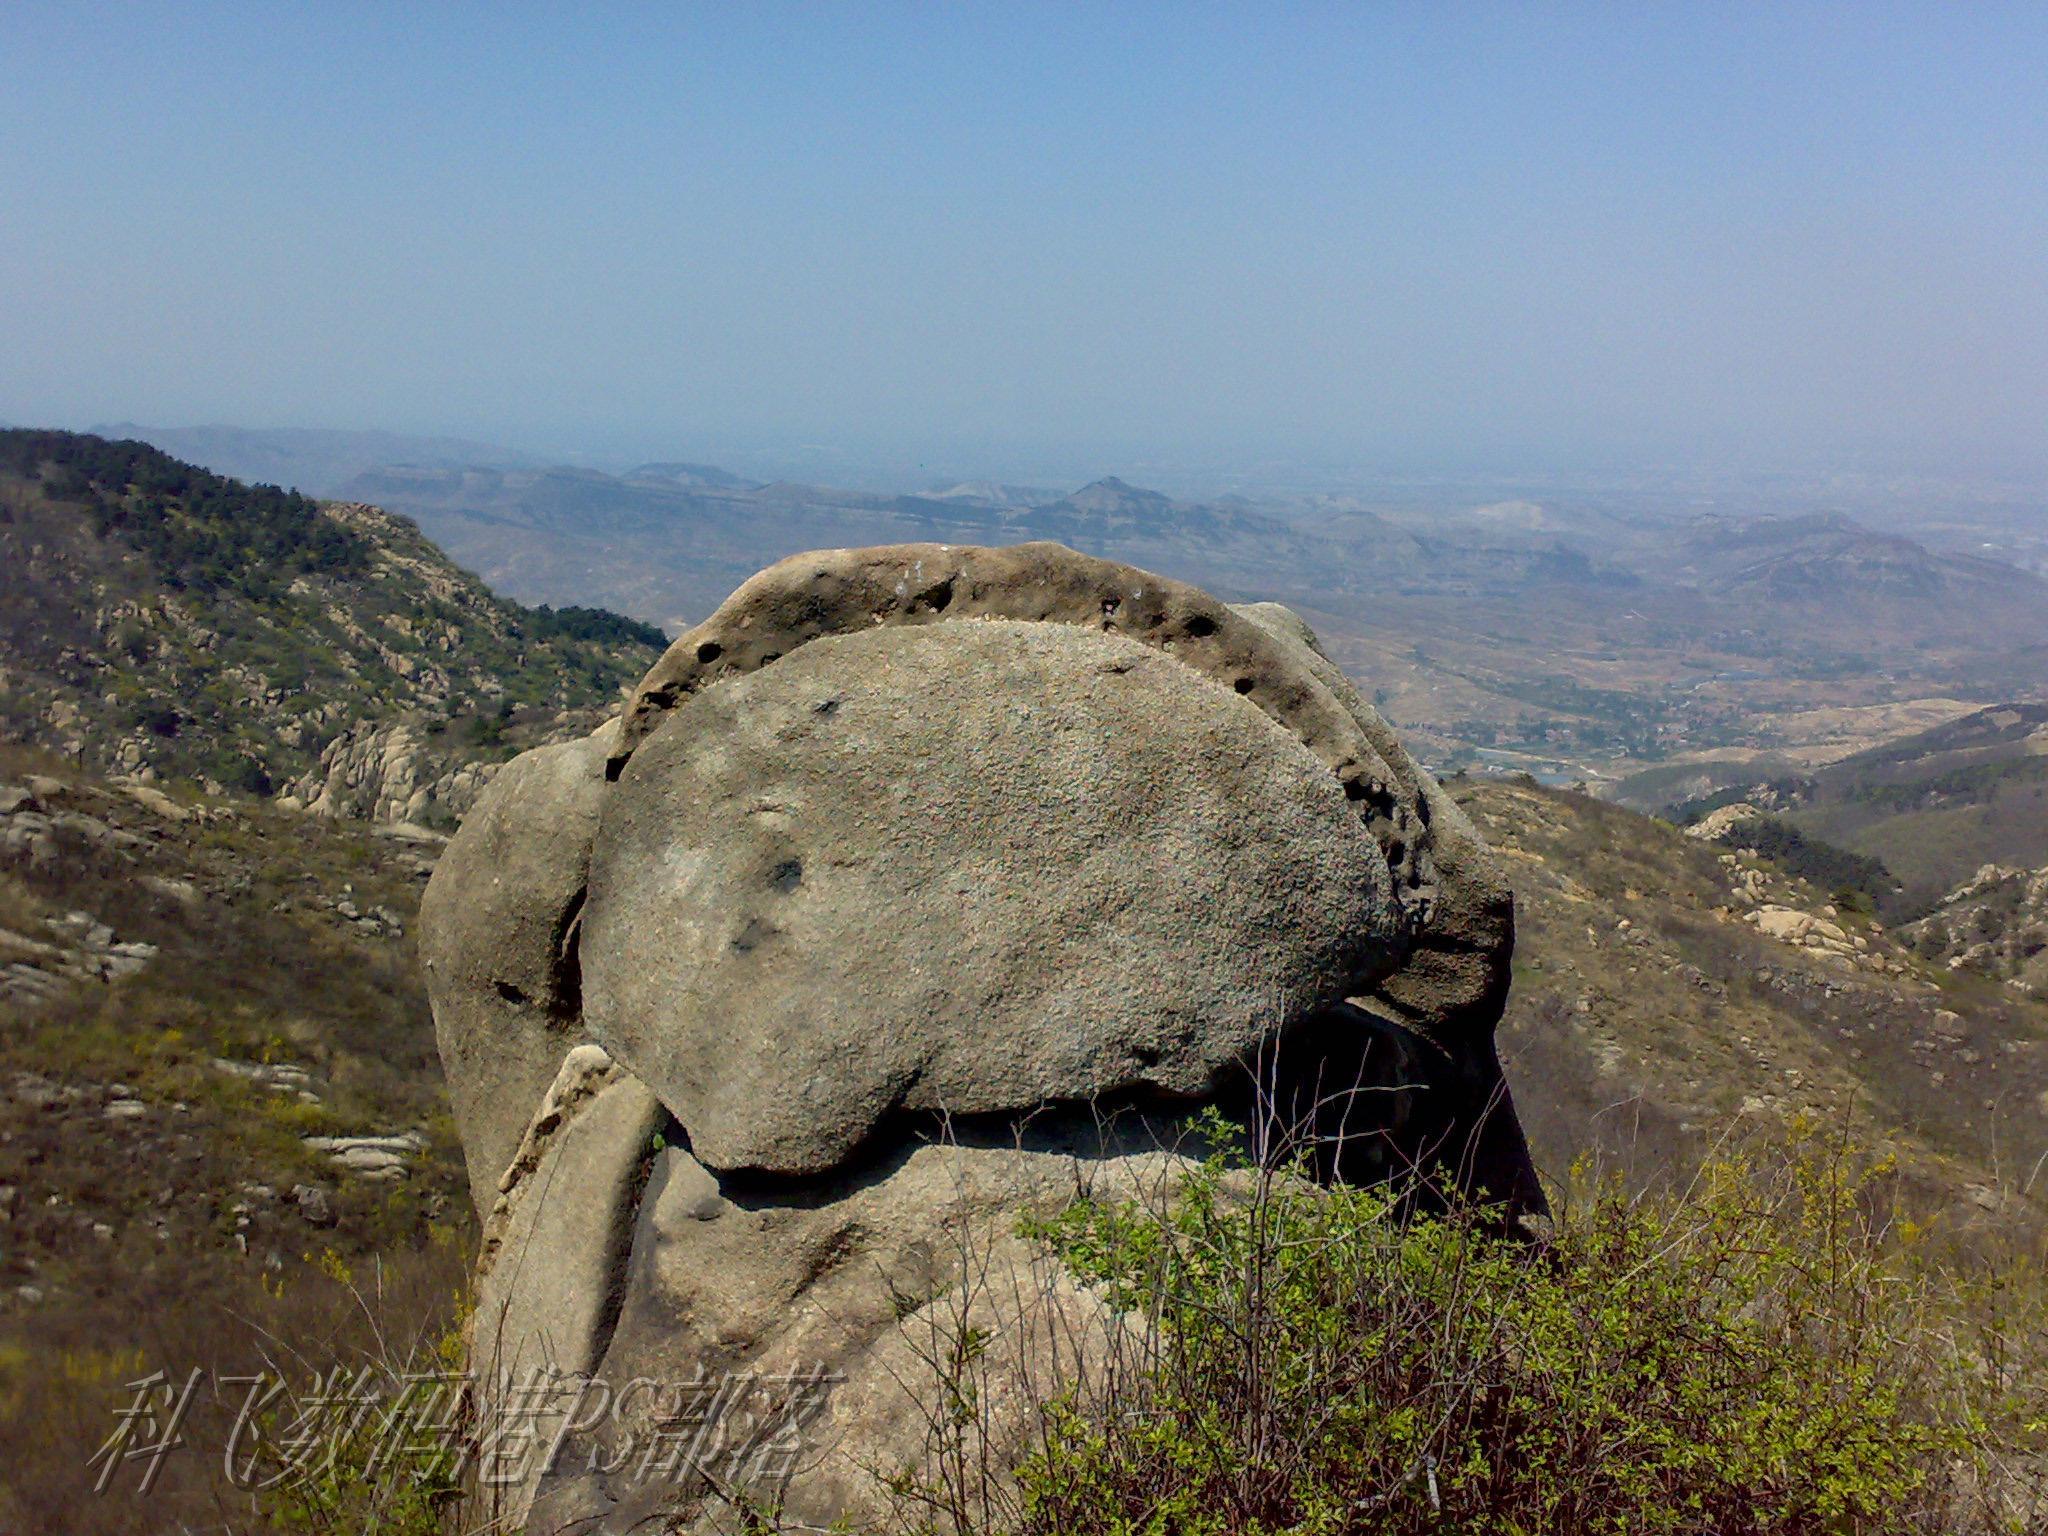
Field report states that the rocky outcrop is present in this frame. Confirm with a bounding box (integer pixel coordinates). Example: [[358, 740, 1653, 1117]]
[[0, 776, 164, 1006], [422, 543, 1542, 1531], [1720, 887, 1911, 978], [279, 719, 500, 825], [0, 907, 157, 1007], [1906, 863, 2048, 995], [301, 1130, 427, 1183], [1686, 802, 1767, 844]]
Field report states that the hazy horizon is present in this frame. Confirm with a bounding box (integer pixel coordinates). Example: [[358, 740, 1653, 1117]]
[[6, 5, 2047, 488]]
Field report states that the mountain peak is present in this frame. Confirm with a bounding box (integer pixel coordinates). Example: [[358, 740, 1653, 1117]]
[[1060, 476, 1175, 514]]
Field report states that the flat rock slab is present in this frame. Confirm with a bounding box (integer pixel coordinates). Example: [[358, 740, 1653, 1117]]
[[583, 620, 1399, 1175]]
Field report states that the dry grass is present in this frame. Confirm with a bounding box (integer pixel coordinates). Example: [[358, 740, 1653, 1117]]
[[0, 1239, 472, 1535], [0, 754, 474, 1532]]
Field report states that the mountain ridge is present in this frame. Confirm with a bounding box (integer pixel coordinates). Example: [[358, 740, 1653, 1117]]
[[0, 430, 663, 822], [95, 423, 2048, 793], [91, 422, 544, 497]]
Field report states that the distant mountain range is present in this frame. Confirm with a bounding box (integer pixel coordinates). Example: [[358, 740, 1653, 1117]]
[[103, 422, 2048, 783], [91, 423, 543, 497], [626, 461, 763, 492], [329, 454, 2048, 682], [1675, 511, 2048, 626], [330, 460, 1337, 628]]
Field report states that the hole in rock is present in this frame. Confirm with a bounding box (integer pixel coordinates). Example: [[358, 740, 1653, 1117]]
[[732, 917, 778, 953]]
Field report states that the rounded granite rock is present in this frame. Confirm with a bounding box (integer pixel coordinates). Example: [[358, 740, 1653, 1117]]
[[610, 542, 1442, 915], [419, 722, 614, 1211], [582, 620, 1402, 1175]]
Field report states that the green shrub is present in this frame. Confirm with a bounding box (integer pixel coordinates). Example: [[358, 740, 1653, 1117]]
[[970, 1116, 2046, 1535]]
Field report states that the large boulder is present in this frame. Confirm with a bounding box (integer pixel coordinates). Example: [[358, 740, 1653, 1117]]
[[582, 620, 1401, 1175], [420, 542, 1544, 1531]]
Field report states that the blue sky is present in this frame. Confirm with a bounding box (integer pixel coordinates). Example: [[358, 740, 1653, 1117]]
[[2, 3, 2044, 484]]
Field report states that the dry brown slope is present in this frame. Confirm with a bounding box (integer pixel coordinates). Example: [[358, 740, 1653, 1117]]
[[0, 745, 470, 1533], [1466, 777, 2048, 1232]]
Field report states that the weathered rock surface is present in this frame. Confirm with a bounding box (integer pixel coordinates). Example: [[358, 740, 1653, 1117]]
[[584, 620, 1400, 1175], [422, 542, 1544, 1532], [418, 722, 614, 1209], [474, 1045, 662, 1376], [466, 1045, 668, 1524], [1228, 600, 1515, 1036], [515, 1107, 1194, 1535], [281, 718, 500, 824], [616, 543, 1446, 922]]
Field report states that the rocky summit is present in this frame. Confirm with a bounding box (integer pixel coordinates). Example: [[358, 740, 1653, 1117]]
[[420, 542, 1541, 1531]]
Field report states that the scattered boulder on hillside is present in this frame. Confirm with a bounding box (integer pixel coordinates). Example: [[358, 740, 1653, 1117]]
[[420, 542, 1542, 1531], [1686, 802, 1766, 844]]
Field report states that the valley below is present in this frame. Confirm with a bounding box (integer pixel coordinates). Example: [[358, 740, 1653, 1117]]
[[128, 424, 2048, 794]]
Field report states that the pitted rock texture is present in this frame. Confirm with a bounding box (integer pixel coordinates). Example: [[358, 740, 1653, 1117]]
[[1227, 599, 1515, 1045], [583, 620, 1401, 1175], [615, 542, 1448, 929]]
